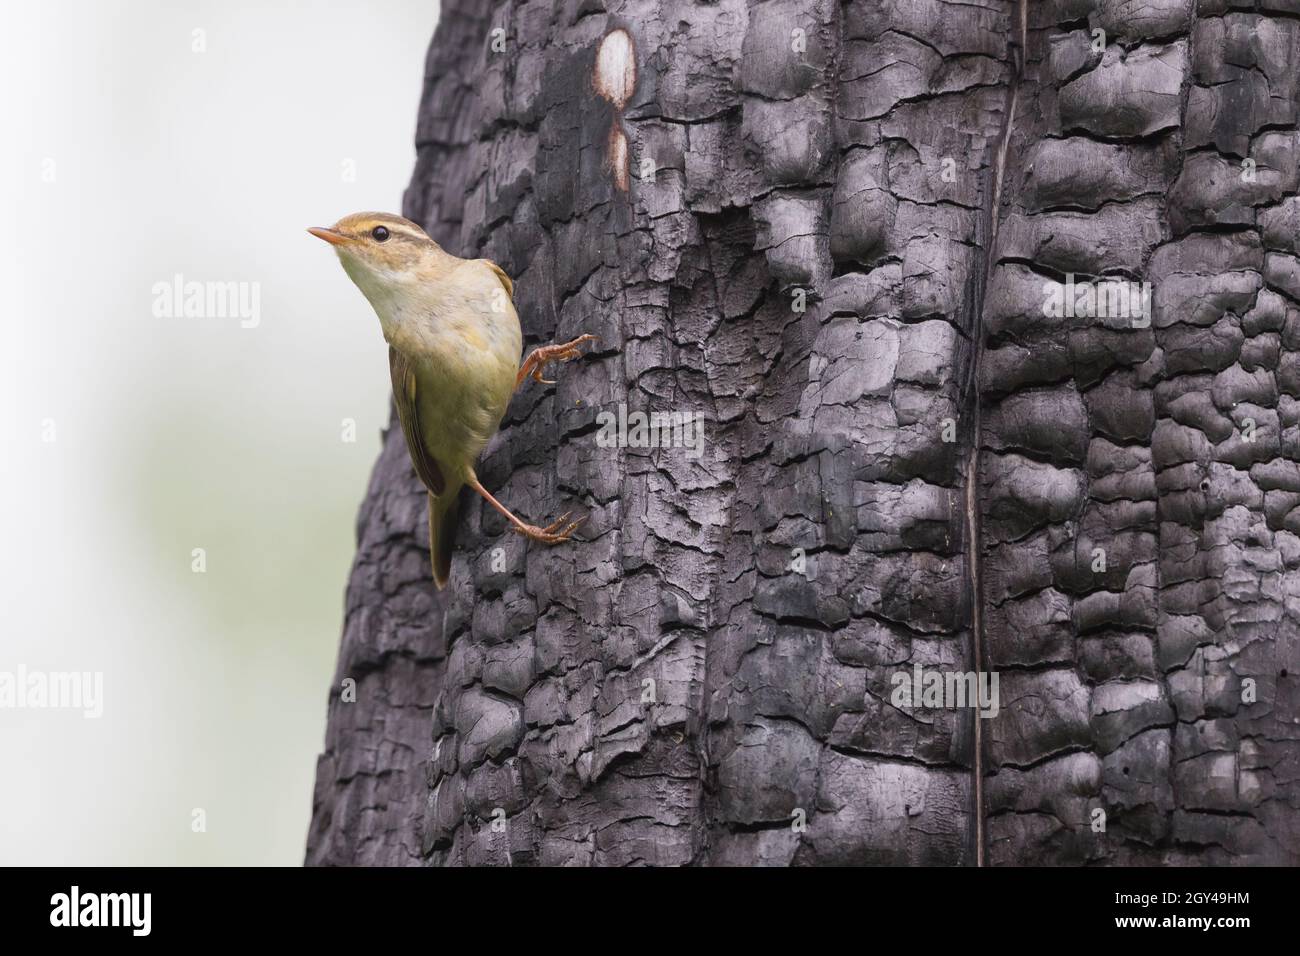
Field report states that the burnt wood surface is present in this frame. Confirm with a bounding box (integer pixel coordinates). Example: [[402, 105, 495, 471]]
[[306, 0, 1300, 866]]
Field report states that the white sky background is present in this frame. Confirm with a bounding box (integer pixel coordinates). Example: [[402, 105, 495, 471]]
[[0, 0, 441, 865]]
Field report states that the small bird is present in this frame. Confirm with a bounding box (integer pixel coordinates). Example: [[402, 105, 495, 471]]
[[309, 212, 596, 588]]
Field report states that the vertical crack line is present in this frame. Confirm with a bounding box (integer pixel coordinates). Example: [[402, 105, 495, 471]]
[[689, 218, 735, 865], [967, 0, 1027, 869]]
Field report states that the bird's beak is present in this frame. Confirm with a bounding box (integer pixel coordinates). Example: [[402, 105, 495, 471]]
[[307, 226, 349, 246]]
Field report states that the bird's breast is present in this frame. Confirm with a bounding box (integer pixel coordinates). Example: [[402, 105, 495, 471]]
[[383, 287, 521, 474]]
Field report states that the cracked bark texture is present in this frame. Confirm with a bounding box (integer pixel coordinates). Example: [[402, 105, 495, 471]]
[[980, 0, 1300, 866], [306, 0, 1300, 866]]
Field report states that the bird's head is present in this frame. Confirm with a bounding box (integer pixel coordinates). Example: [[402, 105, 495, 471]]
[[308, 212, 439, 308]]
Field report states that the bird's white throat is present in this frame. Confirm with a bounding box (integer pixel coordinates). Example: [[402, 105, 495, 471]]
[[339, 254, 428, 344]]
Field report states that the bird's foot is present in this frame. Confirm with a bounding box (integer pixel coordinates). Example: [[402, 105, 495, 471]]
[[519, 334, 598, 386], [511, 511, 586, 544]]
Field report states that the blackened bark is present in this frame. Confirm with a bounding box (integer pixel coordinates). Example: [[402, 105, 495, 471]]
[[307, 0, 1300, 866], [981, 0, 1300, 865]]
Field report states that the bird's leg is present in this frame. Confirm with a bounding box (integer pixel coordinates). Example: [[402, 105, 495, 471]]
[[466, 475, 585, 544], [516, 334, 598, 389]]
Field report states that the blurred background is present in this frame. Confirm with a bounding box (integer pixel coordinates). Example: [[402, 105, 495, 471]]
[[0, 0, 439, 865]]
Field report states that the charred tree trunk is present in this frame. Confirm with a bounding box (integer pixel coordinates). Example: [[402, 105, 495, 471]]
[[307, 0, 1300, 866]]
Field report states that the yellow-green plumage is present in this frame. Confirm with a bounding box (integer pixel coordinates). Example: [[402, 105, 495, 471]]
[[316, 212, 522, 588]]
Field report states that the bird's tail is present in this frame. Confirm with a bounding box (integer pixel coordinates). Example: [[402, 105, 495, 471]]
[[428, 486, 462, 589]]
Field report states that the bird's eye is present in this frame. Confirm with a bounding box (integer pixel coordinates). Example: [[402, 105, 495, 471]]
[[371, 226, 390, 242]]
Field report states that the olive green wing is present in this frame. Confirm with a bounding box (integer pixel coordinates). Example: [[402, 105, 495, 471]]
[[479, 259, 514, 300], [388, 345, 445, 496]]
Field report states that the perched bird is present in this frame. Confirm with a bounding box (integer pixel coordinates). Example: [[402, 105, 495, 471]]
[[309, 212, 596, 588]]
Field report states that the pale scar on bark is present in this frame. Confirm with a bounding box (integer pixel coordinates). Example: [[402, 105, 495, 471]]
[[594, 28, 635, 191]]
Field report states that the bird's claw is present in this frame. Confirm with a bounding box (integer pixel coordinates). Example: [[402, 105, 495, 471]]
[[513, 511, 587, 544], [531, 334, 598, 381]]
